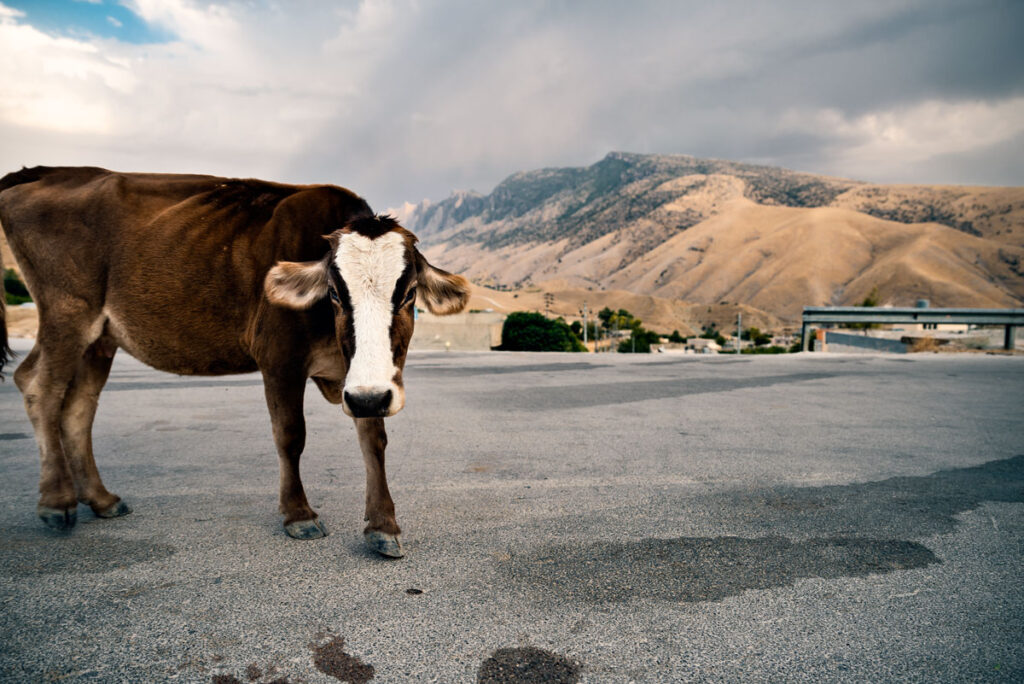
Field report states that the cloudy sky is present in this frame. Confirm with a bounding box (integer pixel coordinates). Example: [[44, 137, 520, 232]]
[[1, 0, 1021, 210]]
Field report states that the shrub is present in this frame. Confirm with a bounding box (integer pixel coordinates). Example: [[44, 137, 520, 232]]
[[743, 327, 772, 346], [617, 326, 661, 353], [500, 312, 586, 352], [849, 287, 881, 330], [700, 324, 721, 340], [743, 345, 791, 354], [569, 320, 600, 341]]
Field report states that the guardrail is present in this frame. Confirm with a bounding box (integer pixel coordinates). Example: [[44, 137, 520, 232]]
[[801, 306, 1024, 351]]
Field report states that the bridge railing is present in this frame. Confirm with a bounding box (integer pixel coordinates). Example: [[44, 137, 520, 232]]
[[800, 306, 1024, 352]]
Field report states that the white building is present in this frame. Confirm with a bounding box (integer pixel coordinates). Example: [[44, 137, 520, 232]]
[[686, 337, 722, 353]]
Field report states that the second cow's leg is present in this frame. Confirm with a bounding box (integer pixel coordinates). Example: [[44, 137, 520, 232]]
[[355, 417, 403, 558], [262, 370, 326, 540], [61, 340, 129, 518]]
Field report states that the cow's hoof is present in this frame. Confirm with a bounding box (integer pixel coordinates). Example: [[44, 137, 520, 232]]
[[95, 500, 131, 519], [285, 518, 328, 540], [37, 505, 77, 531], [364, 531, 404, 558]]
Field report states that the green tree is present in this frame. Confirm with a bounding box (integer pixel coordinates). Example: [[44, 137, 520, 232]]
[[668, 330, 685, 343], [500, 312, 586, 352], [743, 327, 772, 346], [617, 317, 662, 353], [700, 324, 726, 346], [570, 320, 599, 342], [597, 306, 639, 331], [850, 286, 881, 330]]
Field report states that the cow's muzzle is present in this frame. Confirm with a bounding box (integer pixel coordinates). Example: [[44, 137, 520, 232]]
[[343, 388, 394, 418]]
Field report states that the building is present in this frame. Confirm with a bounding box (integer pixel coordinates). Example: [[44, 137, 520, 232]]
[[410, 310, 505, 351], [686, 337, 722, 353]]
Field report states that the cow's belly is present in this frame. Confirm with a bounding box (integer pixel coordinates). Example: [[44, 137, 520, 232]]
[[103, 307, 258, 376]]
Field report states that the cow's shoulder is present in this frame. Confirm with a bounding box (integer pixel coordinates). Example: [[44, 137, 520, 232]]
[[246, 184, 371, 258], [269, 183, 371, 223]]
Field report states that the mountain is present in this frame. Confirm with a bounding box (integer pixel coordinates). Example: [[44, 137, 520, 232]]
[[402, 152, 1024, 324]]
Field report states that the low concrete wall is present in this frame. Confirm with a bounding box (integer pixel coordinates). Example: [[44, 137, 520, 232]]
[[822, 331, 907, 354], [410, 311, 505, 351]]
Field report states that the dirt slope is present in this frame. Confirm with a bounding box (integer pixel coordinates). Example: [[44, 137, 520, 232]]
[[411, 154, 1024, 323]]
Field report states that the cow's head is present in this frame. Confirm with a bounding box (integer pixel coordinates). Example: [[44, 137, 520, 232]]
[[264, 214, 469, 417]]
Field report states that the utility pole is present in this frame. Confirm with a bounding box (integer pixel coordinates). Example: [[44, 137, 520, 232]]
[[737, 312, 742, 355], [583, 301, 588, 346]]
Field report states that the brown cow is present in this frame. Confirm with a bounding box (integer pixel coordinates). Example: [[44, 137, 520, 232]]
[[0, 166, 469, 558]]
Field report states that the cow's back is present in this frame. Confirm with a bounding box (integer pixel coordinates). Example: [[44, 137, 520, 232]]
[[0, 167, 370, 374]]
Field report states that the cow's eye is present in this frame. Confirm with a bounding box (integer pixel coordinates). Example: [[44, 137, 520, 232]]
[[328, 286, 340, 303], [402, 287, 416, 307]]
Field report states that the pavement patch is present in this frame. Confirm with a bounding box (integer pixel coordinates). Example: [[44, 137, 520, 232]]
[[0, 432, 30, 441], [0, 533, 177, 577], [103, 378, 264, 392], [734, 453, 1024, 540], [477, 646, 581, 683], [504, 535, 938, 603], [503, 455, 1024, 603], [481, 372, 834, 410], [413, 362, 597, 376]]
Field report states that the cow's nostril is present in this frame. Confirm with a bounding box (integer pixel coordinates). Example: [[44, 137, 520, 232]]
[[344, 390, 393, 418]]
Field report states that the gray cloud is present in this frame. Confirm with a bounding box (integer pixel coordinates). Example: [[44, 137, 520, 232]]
[[284, 0, 1024, 207], [0, 0, 1021, 210]]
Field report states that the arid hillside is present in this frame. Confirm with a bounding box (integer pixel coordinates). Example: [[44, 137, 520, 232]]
[[5, 153, 1022, 340], [403, 152, 1024, 323]]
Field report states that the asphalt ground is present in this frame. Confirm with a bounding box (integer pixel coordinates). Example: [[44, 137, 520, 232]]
[[1, 338, 1022, 683]]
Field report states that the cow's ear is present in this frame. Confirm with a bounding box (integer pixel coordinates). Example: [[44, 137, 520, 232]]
[[264, 259, 329, 309], [414, 250, 470, 315]]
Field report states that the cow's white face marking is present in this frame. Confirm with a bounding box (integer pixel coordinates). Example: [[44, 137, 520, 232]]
[[334, 231, 407, 416]]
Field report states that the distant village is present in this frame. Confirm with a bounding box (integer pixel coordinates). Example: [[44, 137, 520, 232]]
[[410, 301, 1020, 355]]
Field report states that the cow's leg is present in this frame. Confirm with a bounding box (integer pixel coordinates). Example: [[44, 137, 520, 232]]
[[263, 371, 326, 540], [355, 417, 403, 558], [15, 323, 96, 530], [60, 341, 128, 519]]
